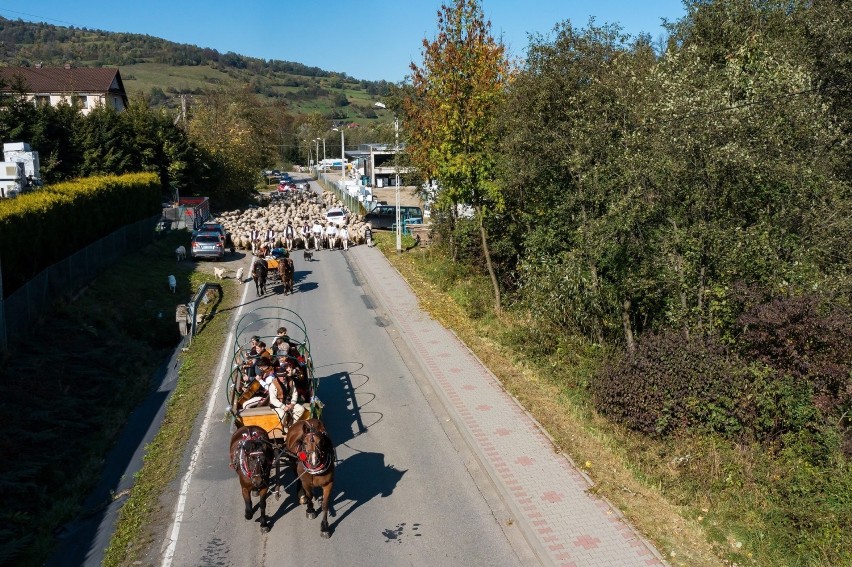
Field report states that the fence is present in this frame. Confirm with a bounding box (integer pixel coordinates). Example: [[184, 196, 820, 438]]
[[183, 282, 223, 346], [0, 215, 160, 353], [314, 170, 369, 215]]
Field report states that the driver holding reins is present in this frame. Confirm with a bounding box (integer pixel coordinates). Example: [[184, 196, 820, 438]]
[[270, 353, 307, 427]]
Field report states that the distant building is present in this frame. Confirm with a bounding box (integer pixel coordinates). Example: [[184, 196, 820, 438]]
[[0, 142, 41, 198], [349, 143, 410, 188], [0, 64, 128, 114]]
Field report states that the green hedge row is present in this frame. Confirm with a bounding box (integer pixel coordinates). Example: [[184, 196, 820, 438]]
[[0, 173, 161, 296]]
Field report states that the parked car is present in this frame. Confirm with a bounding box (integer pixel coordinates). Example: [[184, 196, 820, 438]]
[[364, 205, 423, 230], [191, 233, 224, 260], [325, 207, 349, 227]]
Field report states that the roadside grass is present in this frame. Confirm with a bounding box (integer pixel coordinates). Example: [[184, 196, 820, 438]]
[[0, 230, 199, 566], [102, 271, 240, 567], [373, 232, 852, 567]]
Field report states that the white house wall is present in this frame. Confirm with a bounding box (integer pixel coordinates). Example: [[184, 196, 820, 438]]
[[27, 92, 123, 114]]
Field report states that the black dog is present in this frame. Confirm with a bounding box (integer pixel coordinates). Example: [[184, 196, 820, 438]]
[[303, 250, 313, 262]]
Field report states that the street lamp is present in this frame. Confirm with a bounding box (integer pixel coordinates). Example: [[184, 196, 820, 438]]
[[374, 102, 402, 253], [332, 126, 345, 191], [314, 138, 320, 172]]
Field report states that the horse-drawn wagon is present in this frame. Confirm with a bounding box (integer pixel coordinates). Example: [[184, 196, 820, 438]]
[[227, 307, 334, 536], [227, 306, 320, 435]]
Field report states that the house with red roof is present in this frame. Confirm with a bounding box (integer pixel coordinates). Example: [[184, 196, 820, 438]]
[[0, 64, 128, 114]]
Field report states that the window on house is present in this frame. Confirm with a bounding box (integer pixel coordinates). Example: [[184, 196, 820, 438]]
[[34, 95, 50, 108], [78, 96, 88, 109]]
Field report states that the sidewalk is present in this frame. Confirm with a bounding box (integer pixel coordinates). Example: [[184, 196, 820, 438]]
[[349, 245, 667, 567]]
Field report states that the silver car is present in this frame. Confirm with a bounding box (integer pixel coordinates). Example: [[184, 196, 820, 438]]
[[191, 233, 224, 260]]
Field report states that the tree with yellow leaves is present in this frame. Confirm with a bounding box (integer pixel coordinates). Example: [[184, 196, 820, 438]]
[[404, 0, 510, 312]]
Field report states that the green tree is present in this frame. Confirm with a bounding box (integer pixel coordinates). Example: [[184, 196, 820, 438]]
[[404, 0, 510, 312], [186, 89, 276, 206], [75, 105, 134, 176], [497, 21, 655, 346], [636, 0, 851, 338]]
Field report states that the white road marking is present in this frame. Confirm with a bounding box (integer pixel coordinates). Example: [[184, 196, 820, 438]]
[[161, 277, 252, 567]]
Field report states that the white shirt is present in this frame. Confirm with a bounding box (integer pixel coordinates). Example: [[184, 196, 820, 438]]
[[339, 228, 349, 240], [326, 226, 338, 236], [312, 223, 323, 235]]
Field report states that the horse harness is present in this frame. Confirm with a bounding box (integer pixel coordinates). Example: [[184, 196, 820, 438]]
[[233, 430, 271, 480], [293, 428, 334, 476]]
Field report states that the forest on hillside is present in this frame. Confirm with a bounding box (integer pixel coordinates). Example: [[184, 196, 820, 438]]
[[0, 16, 394, 112]]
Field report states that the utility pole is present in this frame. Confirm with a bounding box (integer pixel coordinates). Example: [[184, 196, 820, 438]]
[[395, 117, 401, 253]]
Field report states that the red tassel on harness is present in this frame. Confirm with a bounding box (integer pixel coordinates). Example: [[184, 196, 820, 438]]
[[298, 451, 307, 461]]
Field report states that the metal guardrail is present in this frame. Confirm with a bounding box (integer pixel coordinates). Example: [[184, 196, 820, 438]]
[[183, 282, 223, 346]]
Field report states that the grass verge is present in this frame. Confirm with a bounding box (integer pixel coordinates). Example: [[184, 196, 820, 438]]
[[0, 230, 205, 566], [102, 272, 241, 567], [378, 232, 852, 566]]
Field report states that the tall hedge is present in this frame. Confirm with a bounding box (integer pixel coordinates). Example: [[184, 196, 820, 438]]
[[0, 172, 161, 296]]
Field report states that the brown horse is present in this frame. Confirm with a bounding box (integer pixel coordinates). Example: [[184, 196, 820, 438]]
[[278, 257, 294, 294], [285, 418, 335, 538], [230, 425, 274, 532], [252, 259, 268, 296]]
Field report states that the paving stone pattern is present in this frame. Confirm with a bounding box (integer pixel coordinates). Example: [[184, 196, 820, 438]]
[[350, 245, 668, 567]]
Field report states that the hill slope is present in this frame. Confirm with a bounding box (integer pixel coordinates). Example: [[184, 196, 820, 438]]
[[0, 16, 392, 117]]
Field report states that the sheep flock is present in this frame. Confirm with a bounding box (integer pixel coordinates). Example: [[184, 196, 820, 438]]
[[213, 190, 370, 250]]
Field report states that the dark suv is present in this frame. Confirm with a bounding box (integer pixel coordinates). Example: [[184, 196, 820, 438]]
[[197, 221, 226, 242], [364, 205, 423, 230]]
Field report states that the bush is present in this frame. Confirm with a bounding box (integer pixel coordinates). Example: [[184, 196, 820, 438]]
[[591, 331, 747, 437], [0, 173, 160, 296], [737, 293, 852, 418], [591, 326, 830, 445]]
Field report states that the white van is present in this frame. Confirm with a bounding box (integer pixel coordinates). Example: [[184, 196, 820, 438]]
[[325, 207, 349, 227]]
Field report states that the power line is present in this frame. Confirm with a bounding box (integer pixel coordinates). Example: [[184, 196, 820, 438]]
[[0, 8, 79, 27]]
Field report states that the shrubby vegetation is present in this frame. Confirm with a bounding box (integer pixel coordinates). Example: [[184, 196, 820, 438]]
[[0, 84, 289, 209], [405, 0, 852, 563]]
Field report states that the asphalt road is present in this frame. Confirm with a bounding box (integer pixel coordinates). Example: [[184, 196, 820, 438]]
[[159, 179, 534, 566]]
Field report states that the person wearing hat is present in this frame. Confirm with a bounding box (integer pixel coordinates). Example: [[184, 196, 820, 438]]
[[311, 220, 323, 251], [238, 336, 263, 381], [284, 221, 296, 251], [325, 222, 338, 250], [339, 224, 350, 251], [249, 226, 260, 255], [270, 353, 307, 426], [300, 221, 311, 249], [242, 356, 276, 409]]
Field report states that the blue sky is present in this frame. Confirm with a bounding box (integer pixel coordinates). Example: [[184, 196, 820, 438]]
[[0, 1, 686, 82]]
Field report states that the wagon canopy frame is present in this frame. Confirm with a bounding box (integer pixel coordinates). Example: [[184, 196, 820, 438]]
[[226, 306, 320, 427]]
